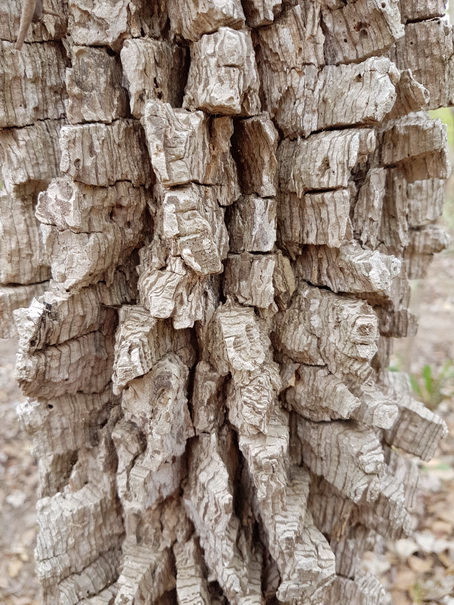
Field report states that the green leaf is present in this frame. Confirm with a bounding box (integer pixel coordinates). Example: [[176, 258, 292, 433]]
[[422, 364, 433, 395], [409, 375, 422, 398]]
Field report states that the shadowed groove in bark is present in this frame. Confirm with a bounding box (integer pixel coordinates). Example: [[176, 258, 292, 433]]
[[0, 0, 452, 602]]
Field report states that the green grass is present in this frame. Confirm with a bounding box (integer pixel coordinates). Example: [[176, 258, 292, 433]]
[[408, 360, 454, 410]]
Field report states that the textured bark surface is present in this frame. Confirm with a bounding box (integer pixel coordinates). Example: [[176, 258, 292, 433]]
[[0, 0, 452, 603]]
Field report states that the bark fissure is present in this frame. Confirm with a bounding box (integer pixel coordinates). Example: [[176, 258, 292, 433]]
[[0, 0, 451, 603]]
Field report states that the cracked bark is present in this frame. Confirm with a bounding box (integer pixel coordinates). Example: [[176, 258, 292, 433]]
[[0, 0, 451, 602]]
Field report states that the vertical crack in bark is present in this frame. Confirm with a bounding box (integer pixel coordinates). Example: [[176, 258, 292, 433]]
[[1, 0, 451, 602]]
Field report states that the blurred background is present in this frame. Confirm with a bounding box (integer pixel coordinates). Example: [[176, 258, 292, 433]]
[[361, 106, 454, 605]]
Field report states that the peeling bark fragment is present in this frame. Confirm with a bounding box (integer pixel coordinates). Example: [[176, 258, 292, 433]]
[[296, 242, 403, 305], [167, 0, 245, 41], [405, 225, 451, 279], [66, 46, 128, 124], [174, 537, 211, 604], [224, 253, 276, 310], [272, 251, 296, 310], [383, 372, 448, 460], [279, 128, 376, 194], [16, 327, 115, 398], [379, 114, 450, 182], [143, 102, 210, 186], [40, 216, 145, 291], [121, 39, 186, 118], [142, 101, 238, 194], [119, 354, 194, 510], [183, 27, 261, 116], [14, 275, 135, 351], [286, 365, 362, 422], [387, 69, 430, 120], [57, 550, 121, 605], [0, 190, 49, 284], [393, 19, 454, 109], [255, 2, 324, 69], [399, 0, 447, 21], [260, 56, 398, 137], [378, 167, 411, 255], [310, 468, 413, 544], [115, 539, 175, 604], [227, 363, 281, 435], [138, 255, 219, 328], [60, 121, 153, 187], [353, 167, 387, 249], [358, 470, 415, 540], [0, 283, 48, 338], [35, 482, 123, 595], [0, 42, 66, 128], [184, 433, 262, 603], [238, 408, 289, 510], [298, 419, 385, 504], [324, 571, 392, 604], [208, 302, 267, 375], [407, 178, 445, 227], [0, 120, 63, 194], [275, 282, 379, 385], [270, 468, 335, 602], [18, 389, 117, 461], [191, 361, 226, 434], [161, 184, 228, 275], [36, 178, 147, 290], [68, 0, 146, 48], [278, 189, 352, 255], [112, 305, 195, 393], [321, 0, 404, 65], [37, 177, 148, 234]]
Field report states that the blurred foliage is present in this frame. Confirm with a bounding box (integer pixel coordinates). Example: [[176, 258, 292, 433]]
[[389, 356, 454, 410], [409, 360, 454, 410]]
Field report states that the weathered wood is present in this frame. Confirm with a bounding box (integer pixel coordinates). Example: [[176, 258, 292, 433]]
[[0, 120, 63, 193], [183, 27, 261, 116], [68, 0, 147, 49], [0, 43, 66, 127], [400, 0, 447, 21], [66, 46, 129, 124], [392, 19, 454, 109], [60, 121, 153, 187], [167, 0, 245, 42], [0, 283, 48, 338], [321, 0, 404, 65], [1, 0, 66, 45], [120, 40, 186, 117], [0, 190, 49, 284], [4, 0, 452, 602], [258, 56, 399, 137], [37, 178, 147, 290], [379, 114, 450, 182], [232, 115, 278, 197]]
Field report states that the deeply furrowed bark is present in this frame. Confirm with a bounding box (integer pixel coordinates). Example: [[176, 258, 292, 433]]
[[0, 0, 452, 602]]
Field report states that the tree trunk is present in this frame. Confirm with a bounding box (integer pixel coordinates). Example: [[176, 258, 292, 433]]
[[0, 0, 451, 602]]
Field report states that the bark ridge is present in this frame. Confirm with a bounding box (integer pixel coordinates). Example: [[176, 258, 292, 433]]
[[0, 0, 451, 602]]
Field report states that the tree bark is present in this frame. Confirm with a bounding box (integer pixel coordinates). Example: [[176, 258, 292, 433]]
[[0, 0, 452, 602]]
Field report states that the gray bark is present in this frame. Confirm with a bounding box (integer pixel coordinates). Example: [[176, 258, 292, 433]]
[[0, 0, 451, 602]]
